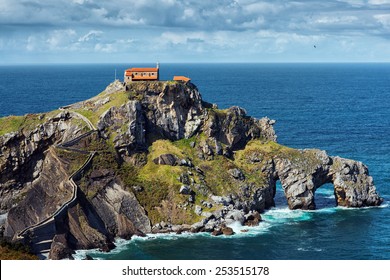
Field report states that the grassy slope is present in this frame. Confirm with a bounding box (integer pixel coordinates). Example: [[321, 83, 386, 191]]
[[0, 110, 63, 137], [75, 91, 129, 126]]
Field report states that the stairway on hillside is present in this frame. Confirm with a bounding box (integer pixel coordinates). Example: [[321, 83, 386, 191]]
[[27, 219, 56, 259]]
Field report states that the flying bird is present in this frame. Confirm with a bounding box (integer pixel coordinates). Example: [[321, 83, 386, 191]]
[[314, 45, 317, 48]]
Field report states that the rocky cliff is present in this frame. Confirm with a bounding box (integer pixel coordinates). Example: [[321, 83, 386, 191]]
[[0, 80, 383, 259]]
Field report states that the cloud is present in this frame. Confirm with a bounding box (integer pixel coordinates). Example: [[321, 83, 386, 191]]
[[78, 30, 103, 42], [94, 43, 116, 53], [46, 29, 77, 49], [368, 0, 390, 4], [374, 14, 390, 28], [0, 0, 387, 33], [2, 0, 390, 63]]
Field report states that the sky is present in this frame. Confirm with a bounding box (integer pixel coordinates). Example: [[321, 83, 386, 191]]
[[1, 0, 390, 64]]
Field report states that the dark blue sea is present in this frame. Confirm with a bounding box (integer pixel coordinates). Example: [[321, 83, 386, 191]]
[[1, 63, 389, 260]]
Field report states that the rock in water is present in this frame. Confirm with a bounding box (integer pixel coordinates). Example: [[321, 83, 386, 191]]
[[272, 150, 383, 210], [222, 226, 235, 236]]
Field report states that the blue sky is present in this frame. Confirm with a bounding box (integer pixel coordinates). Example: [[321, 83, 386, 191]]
[[1, 0, 390, 64]]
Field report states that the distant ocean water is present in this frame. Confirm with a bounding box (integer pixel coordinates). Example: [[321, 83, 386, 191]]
[[1, 63, 389, 260]]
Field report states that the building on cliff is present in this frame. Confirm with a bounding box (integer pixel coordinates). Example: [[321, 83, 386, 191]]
[[124, 63, 159, 83], [173, 76, 191, 83]]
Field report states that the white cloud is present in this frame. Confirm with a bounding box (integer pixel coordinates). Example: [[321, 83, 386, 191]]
[[368, 0, 390, 4], [78, 30, 103, 42], [160, 32, 206, 45], [26, 35, 40, 52], [46, 29, 77, 49], [374, 14, 390, 28], [94, 43, 116, 53], [315, 15, 358, 24], [243, 2, 282, 14], [2, 0, 390, 63]]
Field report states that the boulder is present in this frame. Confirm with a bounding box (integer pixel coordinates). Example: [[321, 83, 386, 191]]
[[222, 226, 234, 236], [153, 154, 178, 166], [226, 210, 245, 225], [194, 205, 202, 216], [49, 234, 74, 260], [228, 168, 245, 181], [244, 211, 262, 227], [211, 195, 232, 206], [132, 185, 144, 192], [179, 185, 192, 195], [204, 219, 217, 232], [191, 220, 206, 233]]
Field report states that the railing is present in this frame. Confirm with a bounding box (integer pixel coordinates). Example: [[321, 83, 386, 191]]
[[16, 111, 98, 244], [16, 147, 96, 240]]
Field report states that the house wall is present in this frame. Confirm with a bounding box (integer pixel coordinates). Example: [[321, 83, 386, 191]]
[[124, 70, 159, 83]]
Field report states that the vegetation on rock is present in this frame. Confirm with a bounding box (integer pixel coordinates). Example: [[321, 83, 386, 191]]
[[0, 80, 383, 259]]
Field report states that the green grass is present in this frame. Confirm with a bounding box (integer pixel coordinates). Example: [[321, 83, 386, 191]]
[[198, 155, 239, 195], [75, 91, 129, 126], [0, 116, 25, 136], [122, 139, 204, 224], [235, 140, 324, 177], [165, 80, 179, 85], [0, 110, 62, 136]]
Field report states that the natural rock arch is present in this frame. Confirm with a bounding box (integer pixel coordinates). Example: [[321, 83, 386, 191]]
[[269, 150, 382, 210]]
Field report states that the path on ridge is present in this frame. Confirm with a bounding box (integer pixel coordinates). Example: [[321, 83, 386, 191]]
[[16, 110, 98, 259]]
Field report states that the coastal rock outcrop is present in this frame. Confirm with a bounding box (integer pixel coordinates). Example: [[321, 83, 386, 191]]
[[273, 149, 382, 210], [0, 80, 383, 259], [0, 111, 83, 212]]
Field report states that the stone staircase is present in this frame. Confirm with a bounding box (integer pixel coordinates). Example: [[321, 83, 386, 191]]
[[16, 111, 97, 259]]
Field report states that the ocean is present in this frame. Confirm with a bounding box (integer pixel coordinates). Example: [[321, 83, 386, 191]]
[[1, 63, 389, 260]]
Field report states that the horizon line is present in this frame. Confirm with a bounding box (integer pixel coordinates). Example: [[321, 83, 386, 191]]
[[2, 61, 390, 66]]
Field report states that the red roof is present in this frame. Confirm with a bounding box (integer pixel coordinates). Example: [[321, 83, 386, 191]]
[[126, 67, 158, 72], [173, 76, 191, 82]]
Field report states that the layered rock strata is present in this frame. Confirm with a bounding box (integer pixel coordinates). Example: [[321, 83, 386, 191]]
[[0, 80, 383, 258]]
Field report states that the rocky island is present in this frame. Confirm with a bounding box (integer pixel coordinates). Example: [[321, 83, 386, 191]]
[[0, 80, 383, 259]]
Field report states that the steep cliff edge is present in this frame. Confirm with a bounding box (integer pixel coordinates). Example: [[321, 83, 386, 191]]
[[0, 80, 383, 259]]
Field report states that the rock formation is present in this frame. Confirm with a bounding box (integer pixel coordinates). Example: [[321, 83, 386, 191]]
[[0, 80, 383, 259]]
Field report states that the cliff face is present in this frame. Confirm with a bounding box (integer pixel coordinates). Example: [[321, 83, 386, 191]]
[[0, 80, 383, 259]]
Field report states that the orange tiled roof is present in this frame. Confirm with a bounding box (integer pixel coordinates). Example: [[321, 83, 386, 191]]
[[173, 76, 191, 82], [125, 67, 158, 72]]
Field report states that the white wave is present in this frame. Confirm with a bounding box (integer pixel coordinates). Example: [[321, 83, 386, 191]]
[[217, 221, 272, 238], [73, 202, 387, 259], [72, 248, 104, 260], [262, 207, 313, 223], [305, 207, 338, 214], [73, 237, 136, 259], [336, 203, 390, 210], [297, 247, 323, 252], [376, 202, 389, 209]]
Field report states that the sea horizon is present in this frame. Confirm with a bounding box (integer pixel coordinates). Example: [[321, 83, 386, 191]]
[[1, 63, 389, 260]]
